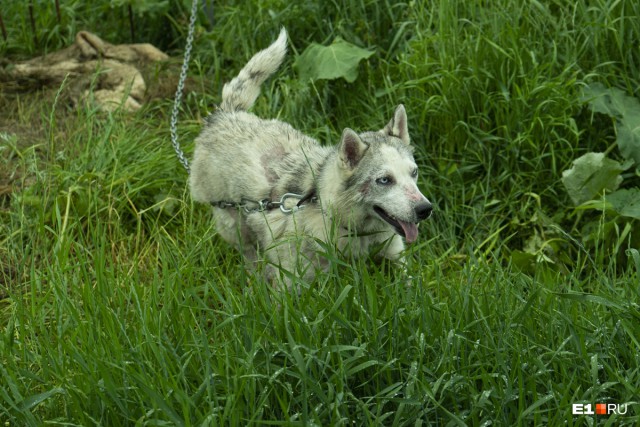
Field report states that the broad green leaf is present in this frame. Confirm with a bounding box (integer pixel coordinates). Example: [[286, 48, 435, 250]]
[[606, 188, 640, 219], [582, 82, 640, 165], [561, 152, 626, 206], [295, 37, 374, 83], [510, 249, 536, 273], [618, 122, 640, 166]]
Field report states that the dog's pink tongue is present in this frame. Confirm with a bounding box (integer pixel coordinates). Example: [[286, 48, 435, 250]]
[[399, 221, 419, 243]]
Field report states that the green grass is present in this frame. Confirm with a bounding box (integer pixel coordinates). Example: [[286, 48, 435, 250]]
[[1, 0, 640, 425]]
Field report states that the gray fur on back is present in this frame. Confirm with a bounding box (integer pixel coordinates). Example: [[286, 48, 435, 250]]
[[189, 110, 331, 204]]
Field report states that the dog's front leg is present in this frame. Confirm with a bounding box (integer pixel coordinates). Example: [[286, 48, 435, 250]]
[[380, 234, 416, 285], [381, 234, 405, 261]]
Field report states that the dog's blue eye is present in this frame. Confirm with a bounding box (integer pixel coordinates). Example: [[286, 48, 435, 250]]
[[411, 168, 418, 178], [376, 176, 393, 185]]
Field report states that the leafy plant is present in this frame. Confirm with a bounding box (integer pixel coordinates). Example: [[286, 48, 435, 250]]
[[561, 152, 630, 206], [582, 82, 640, 165], [562, 83, 640, 218], [557, 83, 640, 268], [294, 37, 374, 83]]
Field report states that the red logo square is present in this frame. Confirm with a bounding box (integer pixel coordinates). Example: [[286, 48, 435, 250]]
[[596, 403, 607, 415]]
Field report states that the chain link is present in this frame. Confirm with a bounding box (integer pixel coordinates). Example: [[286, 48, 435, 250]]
[[211, 193, 318, 215], [170, 0, 199, 174]]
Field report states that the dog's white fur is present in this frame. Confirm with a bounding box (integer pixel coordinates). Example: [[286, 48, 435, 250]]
[[189, 29, 432, 282]]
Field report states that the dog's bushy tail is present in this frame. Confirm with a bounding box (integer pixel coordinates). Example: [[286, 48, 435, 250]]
[[221, 28, 287, 112]]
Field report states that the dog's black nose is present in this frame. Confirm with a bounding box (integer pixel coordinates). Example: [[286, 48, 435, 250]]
[[415, 202, 433, 221]]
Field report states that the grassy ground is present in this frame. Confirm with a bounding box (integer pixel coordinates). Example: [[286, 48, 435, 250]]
[[1, 0, 639, 425]]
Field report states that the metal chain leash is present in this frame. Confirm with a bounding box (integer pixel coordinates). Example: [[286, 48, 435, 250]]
[[170, 0, 199, 174]]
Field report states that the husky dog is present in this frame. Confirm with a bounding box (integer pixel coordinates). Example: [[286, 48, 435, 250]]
[[189, 29, 432, 282]]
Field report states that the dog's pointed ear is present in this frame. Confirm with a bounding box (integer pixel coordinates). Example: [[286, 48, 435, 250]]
[[339, 128, 368, 169], [382, 104, 410, 145]]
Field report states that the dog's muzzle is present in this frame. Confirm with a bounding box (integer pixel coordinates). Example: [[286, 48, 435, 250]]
[[415, 201, 433, 221], [373, 200, 432, 244]]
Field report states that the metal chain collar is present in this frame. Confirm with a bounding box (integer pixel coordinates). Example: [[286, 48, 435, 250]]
[[211, 192, 318, 215]]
